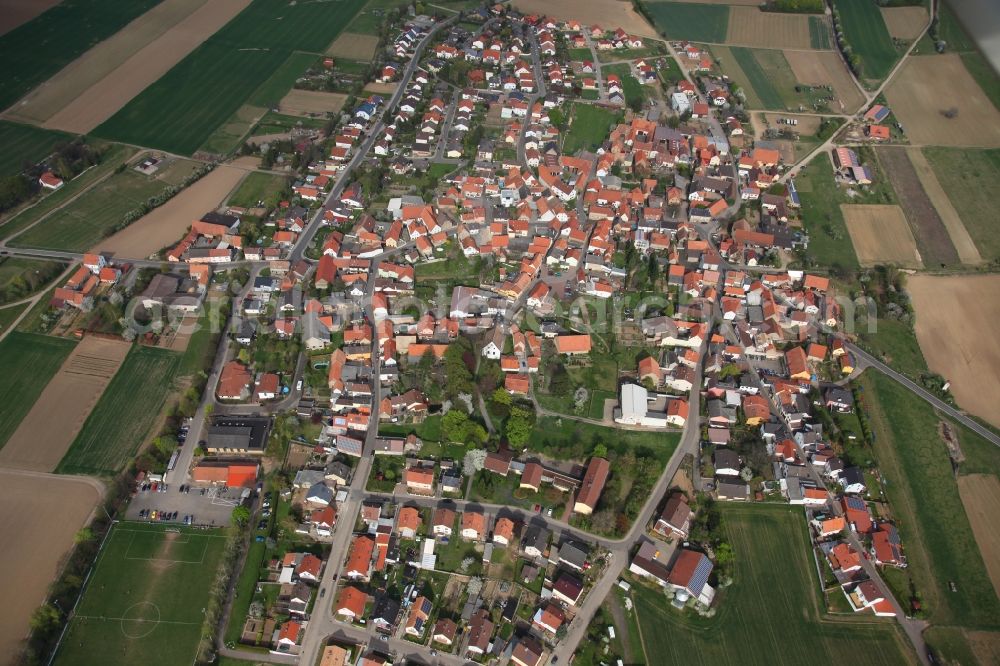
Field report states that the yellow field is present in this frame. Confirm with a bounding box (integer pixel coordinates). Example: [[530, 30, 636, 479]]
[[726, 7, 811, 49], [512, 0, 658, 38], [885, 55, 1000, 148], [326, 31, 380, 60], [279, 89, 349, 116], [958, 474, 1000, 600], [841, 204, 922, 268], [908, 274, 1000, 428]]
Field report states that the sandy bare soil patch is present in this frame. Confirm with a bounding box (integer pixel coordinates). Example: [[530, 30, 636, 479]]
[[908, 274, 1000, 429], [326, 31, 380, 60], [880, 6, 927, 41], [0, 470, 100, 662], [0, 336, 130, 472], [512, 0, 658, 39], [841, 204, 922, 268], [785, 49, 865, 113], [94, 158, 256, 259], [0, 0, 61, 36], [905, 148, 981, 264], [964, 630, 1000, 666], [364, 82, 399, 95], [279, 89, 349, 116], [958, 474, 1000, 598], [727, 7, 811, 49], [42, 0, 251, 134], [885, 55, 1000, 147], [3, 0, 208, 124]]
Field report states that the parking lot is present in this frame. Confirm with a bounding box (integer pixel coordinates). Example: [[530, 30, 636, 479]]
[[124, 483, 247, 527]]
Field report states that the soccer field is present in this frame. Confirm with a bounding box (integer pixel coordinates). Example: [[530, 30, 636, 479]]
[[54, 523, 228, 666]]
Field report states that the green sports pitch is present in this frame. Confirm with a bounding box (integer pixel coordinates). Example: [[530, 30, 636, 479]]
[[53, 522, 227, 666]]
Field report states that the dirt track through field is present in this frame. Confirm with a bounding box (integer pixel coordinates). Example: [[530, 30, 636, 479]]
[[279, 89, 349, 116], [3, 0, 208, 124], [94, 158, 256, 259], [726, 7, 811, 49], [0, 0, 62, 36], [880, 6, 927, 41], [908, 274, 1000, 429], [0, 336, 130, 472], [957, 474, 1000, 599], [42, 0, 252, 134], [885, 55, 1000, 148], [904, 148, 982, 264], [785, 49, 865, 113], [0, 470, 100, 664], [841, 204, 922, 268], [512, 0, 658, 38]]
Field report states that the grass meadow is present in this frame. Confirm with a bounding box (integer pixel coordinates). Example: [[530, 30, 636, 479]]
[[0, 121, 73, 178], [95, 0, 367, 154], [0, 332, 76, 450], [563, 104, 623, 154], [57, 345, 180, 475], [53, 522, 227, 666], [632, 504, 914, 665], [834, 0, 898, 81], [923, 147, 1000, 262], [641, 2, 729, 43], [0, 0, 162, 110], [860, 372, 1000, 629]]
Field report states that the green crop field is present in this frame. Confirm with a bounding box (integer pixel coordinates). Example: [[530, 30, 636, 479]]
[[641, 2, 729, 43], [0, 121, 73, 178], [227, 171, 289, 210], [834, 0, 897, 80], [0, 332, 76, 450], [809, 15, 832, 49], [95, 0, 367, 155], [563, 104, 623, 154], [923, 147, 1000, 261], [347, 0, 412, 34], [861, 371, 1000, 629], [795, 154, 860, 271], [633, 504, 914, 664], [53, 522, 228, 666], [0, 0, 163, 110], [7, 162, 197, 251], [57, 345, 180, 475], [716, 46, 827, 110], [731, 47, 786, 109]]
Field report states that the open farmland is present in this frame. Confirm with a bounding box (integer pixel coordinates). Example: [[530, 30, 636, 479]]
[[874, 147, 960, 266], [0, 332, 76, 450], [278, 89, 349, 117], [904, 148, 981, 264], [57, 345, 180, 476], [0, 120, 72, 178], [40, 0, 252, 134], [326, 31, 380, 60], [4, 0, 211, 127], [640, 1, 728, 43], [907, 274, 1000, 430], [958, 474, 1000, 598], [862, 370, 1000, 628], [0, 0, 162, 110], [880, 6, 927, 41], [226, 170, 288, 210], [886, 55, 1000, 147], [564, 104, 623, 154], [94, 0, 368, 155], [833, 0, 897, 81], [514, 0, 658, 39], [0, 336, 130, 473], [9, 157, 203, 252], [841, 204, 921, 268], [794, 154, 859, 270], [632, 504, 913, 665], [0, 470, 101, 662], [53, 523, 228, 666], [94, 158, 255, 258], [718, 47, 802, 110], [922, 147, 1000, 261], [0, 0, 62, 35], [785, 49, 865, 113], [726, 6, 812, 49]]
